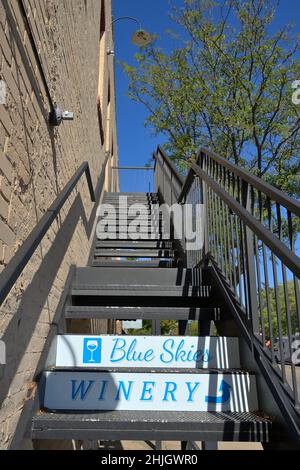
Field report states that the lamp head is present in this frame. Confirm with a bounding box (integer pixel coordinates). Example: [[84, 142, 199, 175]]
[[132, 29, 152, 47]]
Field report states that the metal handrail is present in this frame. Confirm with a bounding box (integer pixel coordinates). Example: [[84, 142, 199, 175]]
[[200, 148, 300, 216], [0, 158, 109, 306], [154, 146, 185, 186], [154, 146, 300, 216], [190, 162, 300, 278], [153, 147, 300, 276]]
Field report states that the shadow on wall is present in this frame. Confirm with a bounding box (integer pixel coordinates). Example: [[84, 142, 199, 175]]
[[0, 0, 104, 406], [0, 190, 100, 411], [2, 0, 61, 232]]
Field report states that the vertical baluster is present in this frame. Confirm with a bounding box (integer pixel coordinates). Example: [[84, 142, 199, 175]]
[[229, 210, 237, 295], [241, 181, 259, 332], [234, 215, 243, 304], [288, 212, 300, 330], [277, 204, 299, 405], [225, 171, 234, 288], [230, 172, 238, 297], [268, 199, 286, 382], [208, 187, 214, 258], [262, 242, 275, 362], [217, 195, 225, 273], [209, 187, 217, 261], [255, 235, 265, 345], [221, 199, 229, 282]]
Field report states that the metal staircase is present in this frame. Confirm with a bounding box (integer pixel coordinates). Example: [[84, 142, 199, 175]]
[[91, 193, 178, 268], [30, 191, 274, 450], [0, 147, 299, 450]]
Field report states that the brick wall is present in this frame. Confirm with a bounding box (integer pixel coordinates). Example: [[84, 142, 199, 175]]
[[0, 0, 117, 449]]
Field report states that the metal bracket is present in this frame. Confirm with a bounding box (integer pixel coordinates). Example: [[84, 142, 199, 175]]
[[49, 105, 75, 126]]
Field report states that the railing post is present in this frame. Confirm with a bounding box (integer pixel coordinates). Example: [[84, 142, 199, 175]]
[[241, 180, 260, 336], [199, 152, 210, 258]]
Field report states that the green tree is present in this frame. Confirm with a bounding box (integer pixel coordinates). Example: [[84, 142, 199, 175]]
[[122, 0, 300, 197], [262, 280, 299, 338], [128, 320, 178, 336]]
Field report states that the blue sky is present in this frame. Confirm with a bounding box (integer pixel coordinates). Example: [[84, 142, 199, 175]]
[[112, 0, 300, 170]]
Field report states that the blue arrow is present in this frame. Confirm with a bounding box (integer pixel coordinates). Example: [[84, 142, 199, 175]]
[[205, 380, 231, 404]]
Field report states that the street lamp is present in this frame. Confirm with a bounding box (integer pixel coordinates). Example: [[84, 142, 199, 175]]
[[107, 16, 152, 55]]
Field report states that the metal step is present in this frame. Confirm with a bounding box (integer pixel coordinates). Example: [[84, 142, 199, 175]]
[[105, 193, 158, 199], [97, 236, 170, 242], [95, 241, 174, 249], [94, 250, 175, 259], [98, 220, 166, 227], [99, 227, 166, 232], [65, 306, 221, 321], [103, 199, 159, 205], [71, 285, 211, 297], [103, 199, 159, 204], [99, 212, 160, 217], [31, 411, 272, 442], [97, 238, 172, 244], [103, 201, 160, 209], [98, 214, 164, 220], [92, 260, 178, 268], [74, 267, 205, 286], [105, 192, 158, 195]]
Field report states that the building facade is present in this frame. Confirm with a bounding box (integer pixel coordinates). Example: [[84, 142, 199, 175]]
[[0, 0, 118, 449]]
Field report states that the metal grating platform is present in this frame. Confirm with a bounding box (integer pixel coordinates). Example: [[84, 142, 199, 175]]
[[31, 411, 272, 442]]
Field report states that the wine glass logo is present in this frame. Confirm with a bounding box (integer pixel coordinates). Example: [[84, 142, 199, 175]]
[[86, 341, 98, 362], [83, 338, 102, 364]]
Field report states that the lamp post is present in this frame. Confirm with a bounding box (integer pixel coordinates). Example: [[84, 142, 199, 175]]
[[107, 16, 152, 55]]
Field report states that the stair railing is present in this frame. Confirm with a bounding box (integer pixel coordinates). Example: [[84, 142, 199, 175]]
[[0, 155, 110, 306], [154, 145, 300, 443]]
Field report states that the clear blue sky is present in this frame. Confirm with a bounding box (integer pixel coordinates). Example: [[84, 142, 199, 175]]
[[112, 0, 300, 169]]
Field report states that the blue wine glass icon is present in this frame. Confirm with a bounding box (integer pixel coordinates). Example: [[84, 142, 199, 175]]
[[86, 340, 98, 362]]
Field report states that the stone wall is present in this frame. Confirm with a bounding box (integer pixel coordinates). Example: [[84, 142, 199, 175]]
[[0, 0, 117, 449]]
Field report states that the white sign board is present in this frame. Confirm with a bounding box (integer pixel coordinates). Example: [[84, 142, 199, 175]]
[[123, 320, 143, 330], [43, 371, 258, 412], [54, 335, 240, 369]]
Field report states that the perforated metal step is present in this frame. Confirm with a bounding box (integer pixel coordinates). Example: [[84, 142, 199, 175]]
[[92, 260, 178, 268], [94, 250, 175, 259], [64, 305, 221, 320], [31, 411, 272, 442], [95, 241, 174, 249], [72, 285, 212, 297]]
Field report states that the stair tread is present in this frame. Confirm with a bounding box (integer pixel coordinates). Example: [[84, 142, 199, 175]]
[[33, 410, 271, 423], [94, 250, 175, 258], [73, 284, 210, 290], [46, 367, 249, 374], [31, 411, 272, 442], [66, 305, 217, 312], [95, 241, 174, 248], [72, 285, 211, 297], [91, 260, 178, 268], [65, 305, 220, 320]]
